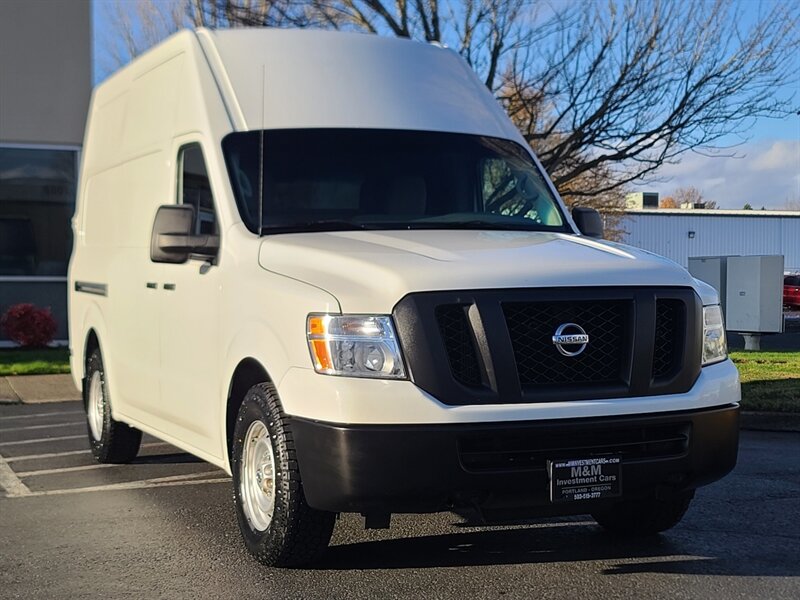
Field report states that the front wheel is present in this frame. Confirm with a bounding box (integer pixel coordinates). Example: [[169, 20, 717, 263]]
[[84, 348, 141, 463], [231, 382, 335, 567], [592, 492, 693, 536]]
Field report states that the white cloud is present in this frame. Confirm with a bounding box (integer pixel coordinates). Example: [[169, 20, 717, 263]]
[[751, 140, 799, 172], [636, 139, 800, 209]]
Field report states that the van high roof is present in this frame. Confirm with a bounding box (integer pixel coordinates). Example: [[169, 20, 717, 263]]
[[94, 27, 521, 141]]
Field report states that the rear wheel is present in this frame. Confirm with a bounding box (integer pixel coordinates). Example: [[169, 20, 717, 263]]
[[592, 492, 693, 535], [85, 348, 141, 463], [231, 382, 335, 567]]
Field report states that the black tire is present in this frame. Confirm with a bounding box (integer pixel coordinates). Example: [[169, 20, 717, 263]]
[[592, 492, 693, 536], [231, 382, 336, 567], [84, 348, 142, 463]]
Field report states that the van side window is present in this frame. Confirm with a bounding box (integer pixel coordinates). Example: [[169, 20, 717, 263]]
[[178, 144, 218, 235]]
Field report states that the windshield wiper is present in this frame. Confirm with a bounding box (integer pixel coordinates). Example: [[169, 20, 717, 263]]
[[261, 220, 375, 234], [404, 220, 543, 231], [261, 219, 552, 234]]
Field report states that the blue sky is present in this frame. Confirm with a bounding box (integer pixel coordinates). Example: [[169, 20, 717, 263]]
[[642, 0, 799, 209], [92, 0, 799, 209]]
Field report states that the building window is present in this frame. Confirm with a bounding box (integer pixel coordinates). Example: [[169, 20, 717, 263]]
[[0, 146, 77, 277]]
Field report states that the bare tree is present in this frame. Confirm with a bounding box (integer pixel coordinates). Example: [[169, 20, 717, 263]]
[[101, 0, 187, 75], [673, 187, 703, 207], [502, 0, 799, 203], [667, 186, 719, 209], [186, 0, 325, 28]]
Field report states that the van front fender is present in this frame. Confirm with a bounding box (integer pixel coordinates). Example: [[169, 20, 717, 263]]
[[219, 321, 300, 459]]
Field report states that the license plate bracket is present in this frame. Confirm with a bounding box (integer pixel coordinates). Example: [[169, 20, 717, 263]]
[[547, 456, 622, 503]]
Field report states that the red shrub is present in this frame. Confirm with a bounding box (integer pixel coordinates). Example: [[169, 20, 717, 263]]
[[0, 303, 58, 348]]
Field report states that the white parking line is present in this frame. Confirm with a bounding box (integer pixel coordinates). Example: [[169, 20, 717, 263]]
[[0, 435, 86, 447], [5, 441, 171, 463], [26, 477, 231, 497], [16, 463, 117, 477], [0, 410, 83, 422], [8, 470, 230, 498], [144, 471, 225, 484], [0, 455, 32, 497], [0, 421, 84, 433]]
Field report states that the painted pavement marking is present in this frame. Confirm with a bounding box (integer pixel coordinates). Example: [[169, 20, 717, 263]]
[[0, 421, 84, 433], [0, 454, 32, 497], [6, 470, 230, 498]]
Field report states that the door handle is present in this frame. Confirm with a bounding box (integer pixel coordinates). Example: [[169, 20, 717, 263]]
[[146, 282, 157, 289], [163, 283, 176, 291]]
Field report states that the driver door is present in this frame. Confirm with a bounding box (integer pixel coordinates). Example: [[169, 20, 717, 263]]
[[156, 141, 222, 459]]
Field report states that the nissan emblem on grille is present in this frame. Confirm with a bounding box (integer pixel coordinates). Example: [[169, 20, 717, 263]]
[[552, 323, 589, 357]]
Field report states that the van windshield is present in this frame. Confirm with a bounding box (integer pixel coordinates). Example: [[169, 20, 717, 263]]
[[221, 129, 570, 235]]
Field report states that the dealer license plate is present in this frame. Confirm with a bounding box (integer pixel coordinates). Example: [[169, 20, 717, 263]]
[[547, 456, 622, 503]]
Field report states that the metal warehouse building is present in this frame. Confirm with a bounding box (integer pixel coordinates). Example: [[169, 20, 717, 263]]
[[620, 209, 800, 272]]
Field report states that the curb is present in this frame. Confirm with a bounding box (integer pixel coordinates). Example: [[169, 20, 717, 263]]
[[740, 411, 800, 433], [0, 375, 81, 404], [0, 377, 20, 404]]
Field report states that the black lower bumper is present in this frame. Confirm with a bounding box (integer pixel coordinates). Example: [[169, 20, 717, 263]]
[[291, 404, 739, 519]]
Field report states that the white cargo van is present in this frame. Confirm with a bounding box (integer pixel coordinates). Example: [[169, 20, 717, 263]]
[[69, 28, 740, 566]]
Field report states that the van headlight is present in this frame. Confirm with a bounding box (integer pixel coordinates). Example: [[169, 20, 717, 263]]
[[307, 314, 407, 379], [702, 304, 727, 366]]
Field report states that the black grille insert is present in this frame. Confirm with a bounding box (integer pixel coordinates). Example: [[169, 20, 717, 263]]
[[653, 299, 684, 380], [459, 422, 691, 472], [503, 300, 631, 387], [435, 304, 482, 387]]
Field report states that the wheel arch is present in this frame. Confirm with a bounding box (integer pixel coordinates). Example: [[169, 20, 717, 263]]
[[70, 302, 110, 387], [225, 358, 273, 467]]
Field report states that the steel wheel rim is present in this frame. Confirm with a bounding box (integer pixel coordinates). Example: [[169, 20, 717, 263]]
[[240, 420, 276, 532], [87, 370, 104, 441]]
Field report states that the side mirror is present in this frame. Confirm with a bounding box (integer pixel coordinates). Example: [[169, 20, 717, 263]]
[[571, 206, 604, 239], [150, 205, 219, 264]]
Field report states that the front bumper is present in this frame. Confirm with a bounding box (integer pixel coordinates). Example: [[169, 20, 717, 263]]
[[277, 359, 740, 425], [292, 404, 739, 518]]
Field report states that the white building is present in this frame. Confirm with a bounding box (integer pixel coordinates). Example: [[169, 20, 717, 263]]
[[0, 0, 91, 343], [620, 209, 800, 272]]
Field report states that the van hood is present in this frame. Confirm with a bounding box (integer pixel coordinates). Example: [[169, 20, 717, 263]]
[[258, 230, 706, 313]]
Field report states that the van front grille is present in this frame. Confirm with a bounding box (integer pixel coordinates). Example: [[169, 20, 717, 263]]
[[502, 300, 630, 387], [392, 287, 702, 405]]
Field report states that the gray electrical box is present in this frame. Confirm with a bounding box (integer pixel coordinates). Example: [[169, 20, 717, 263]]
[[688, 256, 734, 316], [725, 255, 784, 333]]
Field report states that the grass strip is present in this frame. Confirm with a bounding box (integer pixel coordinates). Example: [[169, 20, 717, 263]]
[[0, 348, 71, 376], [730, 351, 800, 413]]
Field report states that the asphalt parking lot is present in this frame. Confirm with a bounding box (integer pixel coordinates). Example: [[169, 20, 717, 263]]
[[1, 402, 799, 599]]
